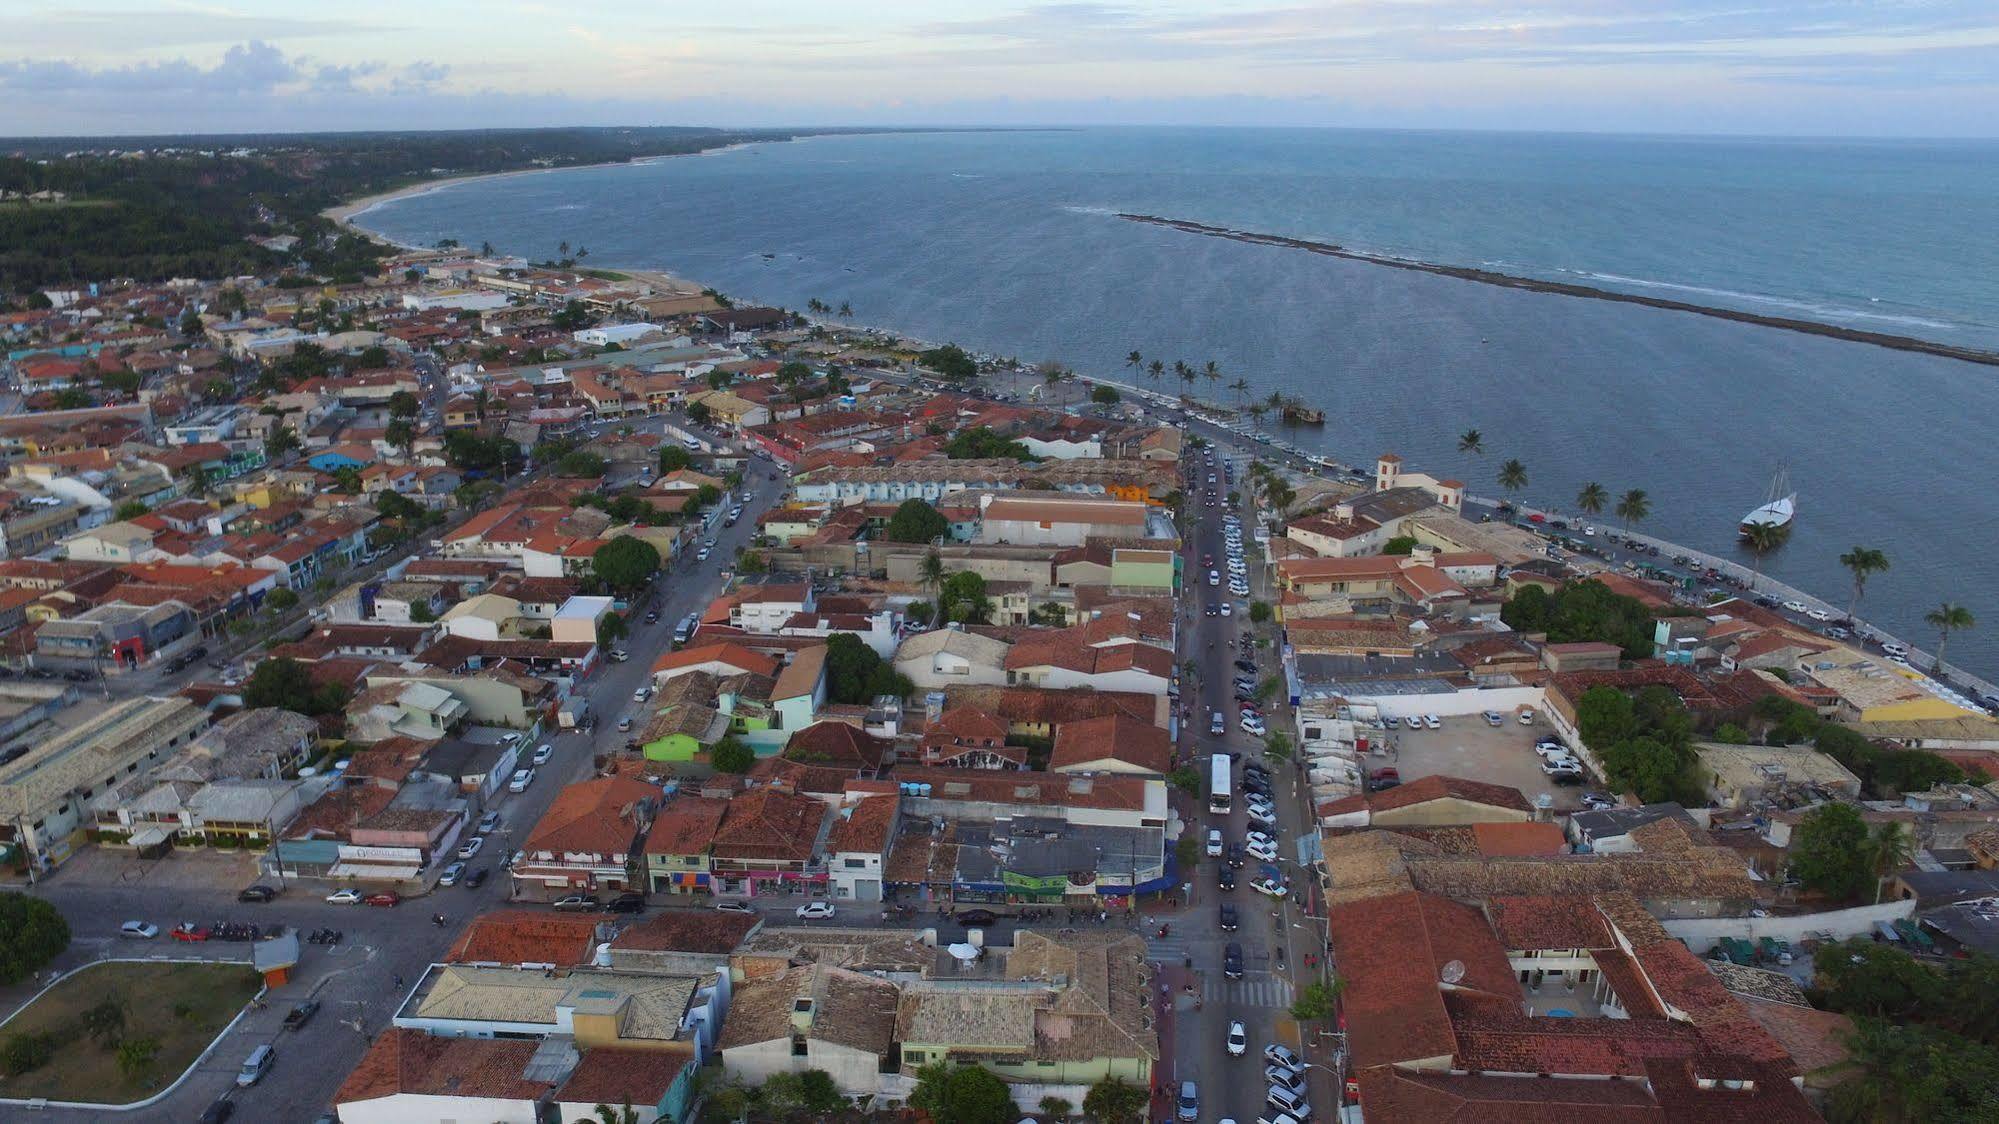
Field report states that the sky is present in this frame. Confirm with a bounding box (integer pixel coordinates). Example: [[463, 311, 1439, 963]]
[[2, 1, 1997, 138]]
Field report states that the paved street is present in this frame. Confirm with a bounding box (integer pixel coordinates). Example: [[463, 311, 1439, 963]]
[[5, 455, 781, 1122]]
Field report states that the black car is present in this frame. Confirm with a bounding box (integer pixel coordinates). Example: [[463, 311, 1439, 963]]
[[1219, 903, 1239, 932], [1224, 942, 1244, 979], [955, 908, 1000, 926], [1234, 659, 1258, 674], [237, 884, 278, 903], [63, 669, 91, 682], [197, 1099, 235, 1124], [281, 1000, 319, 1030], [1217, 867, 1236, 891], [188, 646, 208, 660], [463, 868, 489, 889], [603, 892, 647, 914], [1225, 842, 1245, 869]]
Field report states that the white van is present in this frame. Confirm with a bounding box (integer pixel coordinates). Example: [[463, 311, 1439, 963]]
[[237, 1044, 275, 1087]]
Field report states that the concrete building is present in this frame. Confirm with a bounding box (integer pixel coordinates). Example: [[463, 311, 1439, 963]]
[[719, 963, 899, 1097], [976, 495, 1150, 547], [1695, 742, 1864, 810]]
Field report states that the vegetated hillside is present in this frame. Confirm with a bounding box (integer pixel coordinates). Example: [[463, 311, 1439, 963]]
[[0, 126, 805, 291]]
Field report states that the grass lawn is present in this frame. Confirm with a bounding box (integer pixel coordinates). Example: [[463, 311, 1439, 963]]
[[0, 960, 261, 1105]]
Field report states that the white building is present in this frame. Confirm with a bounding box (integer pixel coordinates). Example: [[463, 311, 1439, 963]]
[[574, 322, 660, 347]]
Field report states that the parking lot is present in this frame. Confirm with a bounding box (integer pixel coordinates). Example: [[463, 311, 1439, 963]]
[[1369, 713, 1590, 812]]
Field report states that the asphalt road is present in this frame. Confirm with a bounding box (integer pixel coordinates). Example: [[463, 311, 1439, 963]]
[[16, 461, 782, 1122], [1158, 443, 1332, 1124]]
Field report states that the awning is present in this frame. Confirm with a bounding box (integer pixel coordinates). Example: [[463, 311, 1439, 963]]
[[127, 825, 172, 848], [326, 861, 421, 881]]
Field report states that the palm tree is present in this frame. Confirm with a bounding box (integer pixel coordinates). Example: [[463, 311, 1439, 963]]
[[1125, 350, 1143, 373], [1868, 822, 1916, 903], [1497, 458, 1527, 494], [1203, 360, 1222, 397], [919, 550, 945, 600], [1741, 519, 1784, 588], [1457, 428, 1483, 455], [1575, 481, 1608, 518], [1228, 377, 1250, 408], [478, 240, 495, 257], [1615, 488, 1651, 530], [1175, 361, 1197, 399], [1924, 602, 1975, 674], [1146, 358, 1164, 385], [1839, 546, 1889, 622], [593, 1103, 640, 1124], [557, 240, 570, 259], [1246, 402, 1268, 426]]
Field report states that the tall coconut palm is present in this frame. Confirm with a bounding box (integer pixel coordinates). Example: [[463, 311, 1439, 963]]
[[1458, 429, 1483, 455], [1742, 519, 1784, 588], [1839, 546, 1889, 622], [1228, 377, 1251, 408], [1246, 402, 1268, 427], [1175, 362, 1198, 399], [1125, 350, 1143, 373], [1868, 821, 1916, 903], [1575, 481, 1608, 518], [1924, 602, 1975, 674], [1615, 489, 1651, 530], [919, 550, 945, 600], [837, 301, 852, 320], [1146, 358, 1164, 385], [1497, 459, 1528, 494]]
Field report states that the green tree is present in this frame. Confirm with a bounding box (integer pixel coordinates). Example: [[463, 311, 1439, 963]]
[[1576, 481, 1608, 517], [1125, 349, 1143, 373], [556, 450, 608, 478], [1290, 978, 1345, 1021], [683, 400, 712, 426], [1741, 518, 1785, 587], [113, 500, 150, 520], [265, 423, 302, 459], [656, 444, 692, 475], [1598, 736, 1695, 804], [1838, 546, 1890, 622], [1248, 600, 1272, 624], [2, 1032, 55, 1076], [266, 588, 300, 612], [938, 570, 992, 624], [1615, 488, 1651, 529], [80, 994, 127, 1047], [1040, 1093, 1074, 1120], [597, 613, 628, 647], [1924, 601, 1975, 674], [1147, 358, 1165, 384], [1168, 767, 1202, 796], [1082, 1075, 1148, 1124], [794, 1069, 845, 1113], [1458, 428, 1483, 454], [1791, 802, 1873, 900], [243, 655, 349, 717], [917, 343, 977, 380], [904, 600, 934, 627], [824, 632, 912, 705], [591, 535, 661, 592], [1497, 457, 1528, 494], [1868, 821, 1917, 903], [386, 389, 420, 418], [909, 1061, 1014, 1124], [115, 1035, 160, 1081], [0, 893, 69, 985], [1090, 384, 1120, 405], [1827, 1017, 1999, 1123], [1382, 534, 1419, 555], [710, 737, 755, 773], [1815, 938, 1941, 1019], [882, 499, 948, 544], [1574, 685, 1638, 747], [384, 418, 416, 457], [943, 426, 1032, 461]]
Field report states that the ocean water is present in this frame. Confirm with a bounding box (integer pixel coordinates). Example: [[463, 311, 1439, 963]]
[[357, 127, 1999, 678]]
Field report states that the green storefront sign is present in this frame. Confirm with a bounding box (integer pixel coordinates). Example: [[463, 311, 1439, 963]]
[[1002, 870, 1074, 898]]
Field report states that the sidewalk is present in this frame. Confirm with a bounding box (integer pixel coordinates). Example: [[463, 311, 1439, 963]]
[[1150, 960, 1189, 1114]]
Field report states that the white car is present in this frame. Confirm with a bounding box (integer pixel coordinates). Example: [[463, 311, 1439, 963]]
[[1208, 570, 1220, 586], [119, 920, 159, 939], [531, 743, 554, 766], [1534, 743, 1572, 760], [438, 861, 465, 887], [1246, 839, 1278, 863], [633, 685, 653, 701], [1244, 805, 1277, 827], [1541, 755, 1584, 775], [1423, 714, 1442, 729], [509, 768, 535, 793], [326, 888, 362, 904], [1251, 877, 1289, 899], [1227, 1020, 1248, 1056], [457, 835, 486, 860], [1807, 607, 1831, 622], [1265, 1043, 1302, 1069], [1782, 600, 1808, 613], [1206, 829, 1224, 857], [1247, 830, 1276, 848], [795, 901, 836, 920], [477, 811, 502, 834], [1518, 708, 1536, 725], [1219, 602, 1233, 617], [1483, 710, 1505, 726]]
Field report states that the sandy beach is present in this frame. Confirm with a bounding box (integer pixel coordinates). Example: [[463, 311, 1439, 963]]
[[323, 141, 767, 234]]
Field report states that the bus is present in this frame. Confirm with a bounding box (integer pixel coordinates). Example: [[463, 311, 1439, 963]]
[[1208, 754, 1233, 815]]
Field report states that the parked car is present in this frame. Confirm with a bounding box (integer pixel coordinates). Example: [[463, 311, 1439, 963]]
[[236, 1044, 275, 1087], [795, 901, 836, 920], [172, 923, 211, 942], [119, 920, 159, 939], [1227, 1020, 1248, 1056], [282, 1001, 319, 1030], [439, 862, 465, 887], [477, 811, 502, 834], [509, 768, 535, 793], [1177, 1080, 1200, 1122], [197, 1098, 235, 1124], [1265, 1043, 1302, 1069], [364, 891, 401, 907], [463, 868, 489, 889], [1519, 708, 1537, 725], [1205, 829, 1224, 857], [1224, 942, 1245, 979], [531, 744, 554, 766], [715, 901, 756, 915], [552, 895, 598, 912], [237, 884, 278, 903], [1423, 714, 1443, 729], [1251, 878, 1289, 898], [1368, 767, 1401, 792], [457, 835, 486, 860], [955, 908, 1000, 926], [603, 892, 646, 914], [1217, 866, 1237, 892]]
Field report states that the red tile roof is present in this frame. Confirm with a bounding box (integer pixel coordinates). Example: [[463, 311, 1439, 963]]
[[522, 776, 658, 857], [710, 788, 826, 863], [783, 721, 889, 770], [1049, 713, 1172, 774], [336, 1028, 551, 1106], [651, 641, 783, 679], [445, 910, 602, 966], [643, 794, 728, 856], [825, 795, 899, 855], [555, 1048, 686, 1107]]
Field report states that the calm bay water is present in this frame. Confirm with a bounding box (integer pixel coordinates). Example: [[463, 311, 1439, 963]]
[[357, 128, 1999, 678]]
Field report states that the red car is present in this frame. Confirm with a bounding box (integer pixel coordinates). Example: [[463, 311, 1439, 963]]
[[172, 923, 210, 942], [364, 891, 401, 907]]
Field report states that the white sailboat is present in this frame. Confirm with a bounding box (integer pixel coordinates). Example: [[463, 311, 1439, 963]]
[[1740, 466, 1797, 538]]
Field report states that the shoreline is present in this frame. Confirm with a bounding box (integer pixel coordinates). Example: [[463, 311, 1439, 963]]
[[323, 140, 767, 235], [333, 152, 1994, 691], [1118, 213, 1999, 368]]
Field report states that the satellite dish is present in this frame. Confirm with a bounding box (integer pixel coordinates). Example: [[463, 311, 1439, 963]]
[[1441, 959, 1466, 985]]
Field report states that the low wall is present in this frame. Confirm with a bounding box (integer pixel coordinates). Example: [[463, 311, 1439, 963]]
[[1661, 899, 1916, 955], [1332, 684, 1545, 722]]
